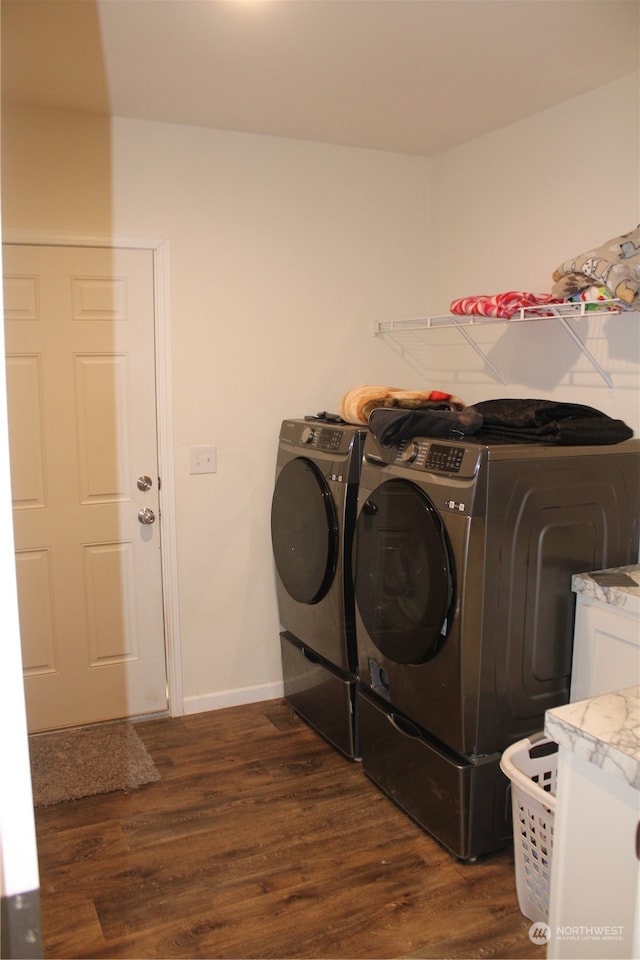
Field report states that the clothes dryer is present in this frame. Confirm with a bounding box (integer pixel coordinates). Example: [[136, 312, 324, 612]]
[[271, 417, 367, 758], [353, 431, 640, 858]]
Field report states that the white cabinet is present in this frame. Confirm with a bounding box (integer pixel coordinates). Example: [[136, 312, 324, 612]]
[[570, 567, 640, 702], [545, 565, 640, 960], [544, 714, 640, 960]]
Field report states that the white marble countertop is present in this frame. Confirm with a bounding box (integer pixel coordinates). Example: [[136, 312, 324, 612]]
[[545, 686, 640, 791], [572, 564, 640, 618]]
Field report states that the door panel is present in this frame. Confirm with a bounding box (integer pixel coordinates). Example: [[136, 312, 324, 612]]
[[4, 354, 46, 506], [3, 243, 167, 731], [14, 548, 56, 675]]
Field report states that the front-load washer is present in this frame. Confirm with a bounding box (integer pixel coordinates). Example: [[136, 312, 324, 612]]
[[353, 431, 639, 858], [271, 417, 367, 758]]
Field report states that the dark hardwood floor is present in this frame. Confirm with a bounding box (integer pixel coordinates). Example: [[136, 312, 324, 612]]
[[34, 700, 544, 960]]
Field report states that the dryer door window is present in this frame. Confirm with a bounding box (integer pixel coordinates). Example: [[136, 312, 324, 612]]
[[355, 479, 453, 664], [271, 457, 339, 605]]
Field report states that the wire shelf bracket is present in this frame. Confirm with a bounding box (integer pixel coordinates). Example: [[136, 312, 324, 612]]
[[373, 301, 633, 388]]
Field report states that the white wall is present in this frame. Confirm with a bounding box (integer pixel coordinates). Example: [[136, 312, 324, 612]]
[[1, 73, 638, 715], [428, 73, 640, 429], [1, 104, 433, 711], [0, 238, 39, 900]]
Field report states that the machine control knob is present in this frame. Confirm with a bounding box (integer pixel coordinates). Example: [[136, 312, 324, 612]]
[[301, 426, 315, 444], [401, 441, 419, 463]]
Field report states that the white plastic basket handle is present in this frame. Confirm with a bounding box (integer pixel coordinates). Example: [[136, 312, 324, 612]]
[[499, 736, 557, 812]]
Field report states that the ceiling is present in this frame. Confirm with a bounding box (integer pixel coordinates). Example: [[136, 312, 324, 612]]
[[2, 0, 639, 157]]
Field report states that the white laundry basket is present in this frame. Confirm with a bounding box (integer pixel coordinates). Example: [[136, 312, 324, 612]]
[[500, 733, 558, 924]]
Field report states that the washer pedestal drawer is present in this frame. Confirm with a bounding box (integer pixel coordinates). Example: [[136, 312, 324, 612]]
[[358, 689, 510, 860], [280, 632, 359, 760]]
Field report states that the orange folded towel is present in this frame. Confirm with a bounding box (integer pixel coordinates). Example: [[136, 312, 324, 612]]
[[339, 385, 465, 425]]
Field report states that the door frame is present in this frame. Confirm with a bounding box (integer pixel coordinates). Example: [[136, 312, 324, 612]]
[[2, 230, 183, 717]]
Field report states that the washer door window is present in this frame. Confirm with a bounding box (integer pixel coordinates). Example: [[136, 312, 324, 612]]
[[271, 457, 339, 604], [355, 479, 454, 664]]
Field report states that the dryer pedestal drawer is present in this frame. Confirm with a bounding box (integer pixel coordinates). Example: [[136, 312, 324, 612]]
[[358, 690, 511, 860], [280, 632, 359, 760]]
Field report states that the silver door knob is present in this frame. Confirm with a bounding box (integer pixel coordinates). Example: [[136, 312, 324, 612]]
[[138, 507, 156, 525], [137, 475, 153, 492]]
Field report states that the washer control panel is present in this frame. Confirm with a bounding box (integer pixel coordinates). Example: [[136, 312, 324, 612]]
[[297, 426, 351, 453], [298, 425, 345, 451], [280, 419, 364, 457]]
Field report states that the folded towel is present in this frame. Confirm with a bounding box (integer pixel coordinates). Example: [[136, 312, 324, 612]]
[[340, 385, 465, 425], [449, 291, 562, 319]]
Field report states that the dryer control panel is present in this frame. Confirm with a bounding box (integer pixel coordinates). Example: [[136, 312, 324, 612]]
[[394, 439, 482, 478], [424, 443, 465, 473]]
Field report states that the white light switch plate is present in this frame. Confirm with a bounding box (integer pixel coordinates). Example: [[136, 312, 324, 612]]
[[189, 445, 217, 475]]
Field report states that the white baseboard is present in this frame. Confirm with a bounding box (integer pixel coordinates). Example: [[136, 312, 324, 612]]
[[182, 681, 285, 716]]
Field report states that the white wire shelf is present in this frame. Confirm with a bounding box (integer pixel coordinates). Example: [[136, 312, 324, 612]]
[[373, 300, 626, 334], [373, 301, 633, 387]]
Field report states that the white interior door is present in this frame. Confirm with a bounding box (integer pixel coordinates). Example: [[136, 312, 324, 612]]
[[3, 243, 167, 732]]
